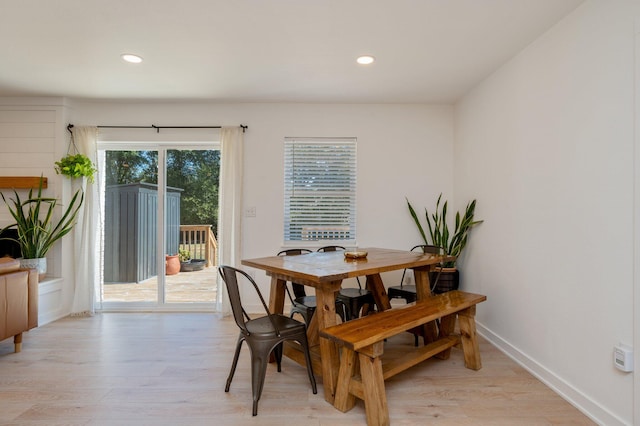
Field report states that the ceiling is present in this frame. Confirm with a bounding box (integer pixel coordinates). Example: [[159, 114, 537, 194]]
[[0, 0, 584, 103]]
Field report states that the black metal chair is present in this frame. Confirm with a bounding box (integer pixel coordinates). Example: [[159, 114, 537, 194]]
[[278, 249, 346, 324], [318, 245, 376, 320], [279, 249, 314, 323], [218, 265, 317, 416], [387, 244, 444, 302]]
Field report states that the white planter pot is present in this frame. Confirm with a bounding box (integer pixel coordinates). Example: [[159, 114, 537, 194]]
[[19, 257, 47, 280]]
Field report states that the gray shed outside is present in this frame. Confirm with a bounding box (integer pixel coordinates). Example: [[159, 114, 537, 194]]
[[104, 183, 183, 283]]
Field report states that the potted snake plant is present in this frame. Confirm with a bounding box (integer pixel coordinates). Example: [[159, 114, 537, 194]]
[[0, 177, 83, 278], [406, 193, 482, 293]]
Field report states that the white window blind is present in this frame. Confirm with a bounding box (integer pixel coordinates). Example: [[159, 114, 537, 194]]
[[284, 138, 357, 243]]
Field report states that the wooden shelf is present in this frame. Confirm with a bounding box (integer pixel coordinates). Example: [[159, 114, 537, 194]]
[[0, 177, 47, 189]]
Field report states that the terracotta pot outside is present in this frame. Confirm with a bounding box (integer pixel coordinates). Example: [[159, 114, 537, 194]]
[[165, 255, 180, 275]]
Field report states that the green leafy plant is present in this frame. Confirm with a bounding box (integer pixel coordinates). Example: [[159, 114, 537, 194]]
[[178, 248, 191, 263], [55, 153, 97, 183], [0, 178, 84, 258], [407, 194, 482, 268]]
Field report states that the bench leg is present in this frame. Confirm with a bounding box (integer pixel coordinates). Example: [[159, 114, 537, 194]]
[[435, 313, 457, 360], [359, 352, 389, 426], [334, 348, 357, 412], [458, 305, 482, 370]]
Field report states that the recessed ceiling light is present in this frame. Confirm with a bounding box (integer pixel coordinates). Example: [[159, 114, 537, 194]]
[[121, 54, 143, 64], [356, 55, 375, 65]]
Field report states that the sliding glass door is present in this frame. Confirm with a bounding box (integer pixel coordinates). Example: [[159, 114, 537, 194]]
[[165, 149, 220, 303], [99, 144, 219, 310]]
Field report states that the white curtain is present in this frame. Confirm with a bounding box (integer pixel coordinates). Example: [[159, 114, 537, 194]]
[[217, 126, 244, 314], [70, 126, 101, 316]]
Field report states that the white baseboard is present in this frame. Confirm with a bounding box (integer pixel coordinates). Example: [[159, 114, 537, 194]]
[[38, 308, 68, 327], [476, 322, 628, 426], [38, 278, 67, 326]]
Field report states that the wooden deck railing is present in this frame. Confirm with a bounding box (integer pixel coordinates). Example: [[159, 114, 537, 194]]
[[301, 226, 350, 241], [179, 225, 217, 267]]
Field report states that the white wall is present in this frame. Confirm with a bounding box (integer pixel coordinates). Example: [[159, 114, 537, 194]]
[[70, 101, 454, 305], [0, 98, 75, 325], [454, 1, 639, 424]]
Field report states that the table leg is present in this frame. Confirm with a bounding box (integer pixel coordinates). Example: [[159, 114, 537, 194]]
[[413, 267, 432, 299], [366, 273, 391, 311], [333, 347, 357, 412], [315, 282, 342, 404], [267, 276, 286, 315], [307, 309, 319, 346], [413, 267, 438, 344]]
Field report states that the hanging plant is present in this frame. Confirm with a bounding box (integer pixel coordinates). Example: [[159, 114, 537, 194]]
[[55, 129, 97, 183], [55, 154, 96, 183]]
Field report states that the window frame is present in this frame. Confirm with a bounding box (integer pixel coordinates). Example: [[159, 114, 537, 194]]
[[283, 137, 357, 246]]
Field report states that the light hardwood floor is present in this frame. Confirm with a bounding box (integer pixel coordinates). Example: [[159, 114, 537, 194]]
[[0, 313, 595, 425]]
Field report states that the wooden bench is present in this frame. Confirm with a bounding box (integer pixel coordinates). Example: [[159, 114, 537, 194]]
[[319, 290, 487, 426]]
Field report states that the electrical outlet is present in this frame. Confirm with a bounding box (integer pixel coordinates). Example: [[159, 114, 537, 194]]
[[245, 206, 256, 217], [404, 275, 413, 285], [614, 343, 634, 372]]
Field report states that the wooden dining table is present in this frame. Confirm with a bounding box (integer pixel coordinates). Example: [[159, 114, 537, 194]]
[[241, 247, 454, 404]]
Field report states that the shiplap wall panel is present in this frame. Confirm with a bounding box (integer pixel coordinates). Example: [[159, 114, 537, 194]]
[[0, 107, 58, 209], [0, 110, 56, 123], [0, 138, 55, 153], [0, 147, 55, 174], [0, 153, 54, 169], [0, 122, 56, 139], [0, 110, 57, 180]]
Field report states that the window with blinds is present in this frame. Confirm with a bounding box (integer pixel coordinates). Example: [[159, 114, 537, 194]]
[[284, 138, 357, 243]]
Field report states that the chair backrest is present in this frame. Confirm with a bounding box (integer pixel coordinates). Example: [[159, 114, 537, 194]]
[[218, 265, 277, 334], [316, 245, 346, 252], [277, 249, 311, 299], [411, 244, 444, 255], [277, 249, 312, 256]]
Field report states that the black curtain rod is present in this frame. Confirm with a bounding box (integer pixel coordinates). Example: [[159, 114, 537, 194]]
[[67, 124, 247, 134]]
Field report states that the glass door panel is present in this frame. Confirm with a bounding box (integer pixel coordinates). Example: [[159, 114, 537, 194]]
[[165, 149, 219, 303], [102, 150, 160, 303]]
